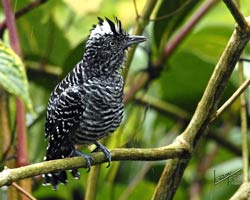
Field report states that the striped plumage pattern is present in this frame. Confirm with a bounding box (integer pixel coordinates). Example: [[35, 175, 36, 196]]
[[43, 17, 146, 189]]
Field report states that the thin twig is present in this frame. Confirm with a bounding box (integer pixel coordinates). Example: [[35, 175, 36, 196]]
[[119, 162, 153, 200], [2, 0, 22, 55], [239, 58, 250, 62], [123, 0, 158, 80], [238, 61, 249, 182], [85, 139, 106, 200], [159, 0, 219, 63], [210, 78, 250, 122], [134, 93, 190, 121], [230, 182, 250, 200], [0, 90, 18, 199], [124, 0, 218, 103], [0, 0, 49, 36], [149, 0, 193, 21], [85, 166, 101, 200], [223, 0, 249, 30], [133, 0, 139, 19], [11, 183, 37, 200]]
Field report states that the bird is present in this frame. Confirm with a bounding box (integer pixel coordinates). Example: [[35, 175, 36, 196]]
[[42, 17, 146, 190]]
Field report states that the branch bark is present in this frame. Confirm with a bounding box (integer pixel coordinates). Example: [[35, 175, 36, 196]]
[[223, 0, 249, 30], [230, 183, 250, 200], [0, 144, 190, 187], [152, 17, 250, 200], [238, 61, 249, 182], [210, 78, 250, 122]]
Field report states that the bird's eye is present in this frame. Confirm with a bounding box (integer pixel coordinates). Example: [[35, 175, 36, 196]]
[[110, 41, 115, 46]]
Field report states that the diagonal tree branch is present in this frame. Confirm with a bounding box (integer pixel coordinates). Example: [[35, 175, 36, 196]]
[[223, 0, 249, 30], [0, 0, 49, 37], [230, 182, 250, 200], [152, 15, 250, 200]]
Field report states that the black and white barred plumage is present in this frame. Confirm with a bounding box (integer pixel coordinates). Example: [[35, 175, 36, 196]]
[[43, 17, 146, 189]]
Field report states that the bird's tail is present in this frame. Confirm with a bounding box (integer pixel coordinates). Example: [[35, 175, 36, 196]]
[[42, 142, 80, 190]]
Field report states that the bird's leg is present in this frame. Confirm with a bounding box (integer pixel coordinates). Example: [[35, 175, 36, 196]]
[[72, 149, 93, 172], [93, 142, 111, 168]]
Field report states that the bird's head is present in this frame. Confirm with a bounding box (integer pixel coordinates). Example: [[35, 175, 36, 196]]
[[84, 17, 146, 77]]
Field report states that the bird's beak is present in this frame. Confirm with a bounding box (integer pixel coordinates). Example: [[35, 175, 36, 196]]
[[127, 35, 147, 47]]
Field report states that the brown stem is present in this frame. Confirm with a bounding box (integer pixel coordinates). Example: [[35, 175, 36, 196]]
[[11, 183, 37, 200], [159, 0, 219, 63], [0, 90, 18, 200], [210, 78, 250, 122], [123, 0, 158, 80], [2, 0, 30, 199], [0, 0, 49, 36], [124, 0, 218, 103], [2, 0, 22, 55], [223, 0, 249, 30], [84, 166, 101, 200]]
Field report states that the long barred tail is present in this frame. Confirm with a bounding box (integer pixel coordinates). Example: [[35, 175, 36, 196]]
[[42, 142, 80, 190]]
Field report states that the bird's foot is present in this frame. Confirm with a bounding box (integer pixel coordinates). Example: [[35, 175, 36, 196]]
[[93, 142, 111, 168], [73, 150, 93, 172]]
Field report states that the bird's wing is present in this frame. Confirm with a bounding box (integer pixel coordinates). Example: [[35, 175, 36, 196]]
[[45, 86, 86, 141]]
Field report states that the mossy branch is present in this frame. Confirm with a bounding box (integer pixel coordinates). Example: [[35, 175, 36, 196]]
[[0, 144, 190, 187], [230, 182, 250, 200], [152, 16, 250, 200]]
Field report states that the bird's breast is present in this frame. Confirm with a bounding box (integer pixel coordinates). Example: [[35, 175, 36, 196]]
[[73, 76, 124, 144]]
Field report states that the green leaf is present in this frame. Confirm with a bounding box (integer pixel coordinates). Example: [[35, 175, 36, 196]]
[[0, 40, 34, 114], [17, 3, 71, 67], [181, 25, 232, 62], [61, 39, 86, 78], [156, 51, 235, 112], [153, 0, 200, 53]]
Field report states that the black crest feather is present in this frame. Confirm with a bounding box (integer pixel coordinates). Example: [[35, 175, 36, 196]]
[[97, 17, 104, 25], [105, 17, 118, 35]]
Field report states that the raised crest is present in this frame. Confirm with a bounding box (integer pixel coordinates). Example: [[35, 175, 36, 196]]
[[90, 17, 124, 39]]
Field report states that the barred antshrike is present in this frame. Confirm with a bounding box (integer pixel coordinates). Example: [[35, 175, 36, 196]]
[[43, 17, 146, 189]]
